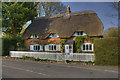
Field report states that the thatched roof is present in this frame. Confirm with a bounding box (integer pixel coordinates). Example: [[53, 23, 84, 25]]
[[23, 10, 103, 39]]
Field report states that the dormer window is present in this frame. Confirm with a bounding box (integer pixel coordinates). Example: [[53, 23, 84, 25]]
[[49, 33, 59, 38], [73, 32, 87, 36], [77, 32, 83, 35], [30, 34, 39, 39]]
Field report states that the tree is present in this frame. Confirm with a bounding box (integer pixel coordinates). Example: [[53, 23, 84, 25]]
[[2, 2, 38, 38], [104, 27, 118, 38], [2, 2, 66, 38], [37, 2, 66, 17]]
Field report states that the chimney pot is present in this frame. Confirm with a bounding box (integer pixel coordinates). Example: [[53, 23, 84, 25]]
[[66, 6, 71, 15]]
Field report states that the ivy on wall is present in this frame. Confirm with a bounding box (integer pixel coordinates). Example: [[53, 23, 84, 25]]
[[75, 36, 95, 53], [60, 39, 67, 53], [75, 36, 85, 53]]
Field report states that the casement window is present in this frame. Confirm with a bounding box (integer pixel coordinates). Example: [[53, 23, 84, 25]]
[[82, 43, 93, 51], [30, 34, 39, 39], [77, 32, 83, 35], [49, 34, 59, 38], [49, 44, 56, 51], [73, 32, 87, 36], [30, 44, 43, 51], [45, 44, 60, 51]]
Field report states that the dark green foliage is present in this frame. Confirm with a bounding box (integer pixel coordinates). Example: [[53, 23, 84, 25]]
[[2, 37, 25, 56], [40, 59, 49, 61], [104, 27, 118, 38], [85, 61, 94, 64], [94, 38, 118, 65], [75, 36, 85, 53], [2, 2, 38, 38], [60, 39, 67, 53], [2, 38, 17, 56], [66, 60, 72, 63], [35, 58, 41, 61]]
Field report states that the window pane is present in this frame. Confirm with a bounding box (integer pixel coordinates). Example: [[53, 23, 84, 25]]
[[77, 32, 79, 35], [34, 46, 36, 50], [38, 46, 40, 50], [36, 46, 38, 50], [54, 45, 56, 50], [69, 45, 72, 49], [86, 45, 88, 50], [81, 32, 83, 35], [83, 45, 85, 50], [49, 45, 52, 50], [52, 45, 53, 50], [89, 44, 92, 50]]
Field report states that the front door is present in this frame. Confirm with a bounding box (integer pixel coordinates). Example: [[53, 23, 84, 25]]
[[65, 44, 73, 53], [65, 45, 69, 53]]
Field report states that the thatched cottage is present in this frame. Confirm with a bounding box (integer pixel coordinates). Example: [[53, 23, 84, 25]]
[[23, 6, 103, 53]]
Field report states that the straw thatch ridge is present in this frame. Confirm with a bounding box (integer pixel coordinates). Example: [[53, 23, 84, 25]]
[[23, 10, 103, 39]]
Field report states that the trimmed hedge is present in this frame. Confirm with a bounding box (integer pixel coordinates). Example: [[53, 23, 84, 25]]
[[94, 38, 118, 65], [2, 37, 25, 56], [2, 38, 18, 56]]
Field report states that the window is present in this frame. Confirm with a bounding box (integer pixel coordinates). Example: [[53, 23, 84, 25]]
[[30, 34, 39, 39], [49, 34, 59, 38], [77, 32, 83, 35], [82, 43, 93, 51], [49, 44, 56, 51], [45, 44, 60, 51], [30, 44, 43, 51], [73, 32, 87, 36]]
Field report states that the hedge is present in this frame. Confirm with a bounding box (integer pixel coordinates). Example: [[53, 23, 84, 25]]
[[94, 38, 118, 65], [2, 37, 25, 56]]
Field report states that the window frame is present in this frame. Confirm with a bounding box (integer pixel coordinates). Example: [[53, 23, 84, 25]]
[[30, 34, 39, 39], [49, 44, 57, 51], [81, 43, 93, 51], [31, 44, 43, 51], [73, 32, 87, 37], [49, 34, 59, 38]]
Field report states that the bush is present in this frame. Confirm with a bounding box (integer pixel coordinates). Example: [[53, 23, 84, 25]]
[[104, 27, 118, 38], [35, 58, 41, 61], [85, 61, 94, 64], [2, 37, 26, 56], [2, 38, 18, 56], [66, 60, 72, 63], [94, 38, 118, 65]]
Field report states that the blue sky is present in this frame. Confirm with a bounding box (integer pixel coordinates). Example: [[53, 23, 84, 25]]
[[62, 2, 118, 30]]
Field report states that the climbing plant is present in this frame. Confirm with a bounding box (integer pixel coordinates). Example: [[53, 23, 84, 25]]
[[75, 36, 95, 53], [60, 39, 67, 53], [75, 36, 85, 53]]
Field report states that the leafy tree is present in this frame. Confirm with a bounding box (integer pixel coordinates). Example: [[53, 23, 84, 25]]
[[104, 27, 118, 38], [2, 2, 38, 38], [37, 2, 66, 17], [2, 2, 66, 38]]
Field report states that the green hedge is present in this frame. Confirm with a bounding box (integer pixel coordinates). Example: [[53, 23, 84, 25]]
[[2, 37, 25, 56], [94, 38, 118, 65]]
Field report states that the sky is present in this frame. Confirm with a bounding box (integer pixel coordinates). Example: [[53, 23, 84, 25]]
[[62, 2, 118, 30]]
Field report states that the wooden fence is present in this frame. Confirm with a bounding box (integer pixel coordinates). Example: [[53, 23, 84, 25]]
[[10, 51, 95, 62]]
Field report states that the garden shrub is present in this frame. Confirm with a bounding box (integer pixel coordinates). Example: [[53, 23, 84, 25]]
[[66, 60, 73, 63], [2, 37, 25, 56], [2, 38, 18, 56], [94, 38, 118, 65], [35, 58, 41, 61], [60, 39, 67, 53]]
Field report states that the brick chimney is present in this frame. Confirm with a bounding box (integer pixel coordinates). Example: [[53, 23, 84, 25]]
[[66, 6, 71, 15]]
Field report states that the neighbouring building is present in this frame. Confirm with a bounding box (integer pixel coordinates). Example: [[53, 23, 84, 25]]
[[23, 6, 103, 53]]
